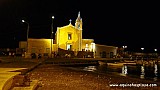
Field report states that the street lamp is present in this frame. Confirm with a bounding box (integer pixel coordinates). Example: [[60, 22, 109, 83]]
[[22, 19, 29, 53], [141, 48, 144, 60], [154, 49, 157, 52], [122, 46, 127, 49], [122, 45, 127, 57], [154, 49, 158, 58], [51, 16, 54, 58], [141, 48, 144, 51]]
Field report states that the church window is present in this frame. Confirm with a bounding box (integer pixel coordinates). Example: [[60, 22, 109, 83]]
[[85, 44, 89, 51], [91, 43, 95, 52], [86, 44, 88, 47], [68, 33, 72, 40]]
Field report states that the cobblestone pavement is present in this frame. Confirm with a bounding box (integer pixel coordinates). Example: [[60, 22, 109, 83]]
[[28, 64, 160, 90], [1, 57, 160, 90], [28, 64, 108, 90]]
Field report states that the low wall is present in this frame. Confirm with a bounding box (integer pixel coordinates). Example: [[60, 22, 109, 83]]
[[0, 72, 21, 90]]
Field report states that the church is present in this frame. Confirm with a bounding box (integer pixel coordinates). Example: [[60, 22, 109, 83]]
[[18, 12, 118, 58]]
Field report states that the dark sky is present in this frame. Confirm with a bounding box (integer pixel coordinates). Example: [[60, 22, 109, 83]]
[[0, 0, 159, 52]]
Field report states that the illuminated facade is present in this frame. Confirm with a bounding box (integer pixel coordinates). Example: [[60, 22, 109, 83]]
[[54, 12, 118, 58], [19, 12, 118, 58], [19, 38, 58, 58], [94, 44, 118, 58], [55, 12, 94, 52], [27, 38, 58, 54]]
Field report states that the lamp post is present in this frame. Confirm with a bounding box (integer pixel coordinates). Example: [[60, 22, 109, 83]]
[[154, 49, 157, 58], [22, 20, 29, 53], [51, 16, 54, 58], [122, 45, 127, 58], [141, 48, 144, 60]]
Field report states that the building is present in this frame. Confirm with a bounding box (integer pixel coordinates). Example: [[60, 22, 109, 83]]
[[95, 44, 118, 58], [19, 12, 118, 58]]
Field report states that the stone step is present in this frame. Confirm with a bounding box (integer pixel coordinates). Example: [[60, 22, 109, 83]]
[[12, 80, 39, 90]]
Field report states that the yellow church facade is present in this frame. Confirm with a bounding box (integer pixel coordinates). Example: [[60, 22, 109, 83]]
[[55, 12, 94, 52], [55, 23, 83, 52], [19, 12, 118, 58]]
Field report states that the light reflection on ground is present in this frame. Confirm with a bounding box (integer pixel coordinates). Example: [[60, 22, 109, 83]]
[[70, 62, 160, 82], [83, 66, 97, 72]]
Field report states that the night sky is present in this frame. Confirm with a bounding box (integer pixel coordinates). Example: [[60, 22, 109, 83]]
[[0, 0, 159, 53]]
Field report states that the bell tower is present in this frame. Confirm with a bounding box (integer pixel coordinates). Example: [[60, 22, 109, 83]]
[[75, 11, 82, 30], [75, 11, 83, 51]]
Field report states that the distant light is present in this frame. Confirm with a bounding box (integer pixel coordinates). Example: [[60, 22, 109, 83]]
[[122, 46, 127, 48], [141, 48, 144, 50], [154, 49, 157, 51], [22, 20, 25, 22], [52, 16, 54, 19]]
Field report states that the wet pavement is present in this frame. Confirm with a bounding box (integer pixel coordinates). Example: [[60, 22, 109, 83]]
[[28, 64, 160, 90]]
